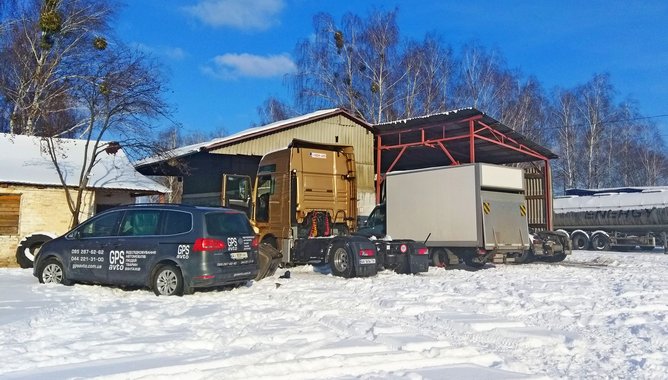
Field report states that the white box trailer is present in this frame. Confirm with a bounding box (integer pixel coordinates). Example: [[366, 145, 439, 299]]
[[368, 163, 531, 267]]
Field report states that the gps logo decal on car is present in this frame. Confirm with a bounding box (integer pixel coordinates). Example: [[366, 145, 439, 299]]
[[227, 237, 238, 251], [177, 245, 190, 259]]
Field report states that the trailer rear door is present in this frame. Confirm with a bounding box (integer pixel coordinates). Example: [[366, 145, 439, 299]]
[[480, 190, 530, 251]]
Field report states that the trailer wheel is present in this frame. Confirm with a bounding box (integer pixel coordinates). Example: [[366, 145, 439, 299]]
[[329, 242, 354, 278], [431, 248, 458, 268], [542, 252, 567, 262], [514, 249, 535, 264], [591, 234, 610, 251], [571, 232, 589, 250]]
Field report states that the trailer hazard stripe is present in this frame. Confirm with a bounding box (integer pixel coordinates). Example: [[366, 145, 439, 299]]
[[520, 204, 527, 216], [483, 202, 491, 214]]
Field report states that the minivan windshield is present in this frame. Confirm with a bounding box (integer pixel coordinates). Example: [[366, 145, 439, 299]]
[[206, 212, 254, 236]]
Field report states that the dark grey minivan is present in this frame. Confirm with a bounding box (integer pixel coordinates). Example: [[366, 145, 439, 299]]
[[33, 204, 259, 296]]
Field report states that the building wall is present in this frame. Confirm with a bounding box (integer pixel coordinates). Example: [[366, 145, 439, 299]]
[[209, 114, 377, 215], [0, 184, 142, 267]]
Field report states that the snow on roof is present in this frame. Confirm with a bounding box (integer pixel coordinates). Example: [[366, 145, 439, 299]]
[[135, 108, 348, 167], [375, 107, 474, 126], [0, 133, 169, 193], [554, 189, 668, 213]]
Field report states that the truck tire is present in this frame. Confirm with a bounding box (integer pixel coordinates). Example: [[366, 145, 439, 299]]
[[591, 234, 611, 251], [514, 249, 535, 264], [542, 252, 567, 262], [431, 248, 458, 268], [571, 232, 589, 250], [16, 233, 55, 268], [463, 255, 487, 269], [329, 242, 355, 278]]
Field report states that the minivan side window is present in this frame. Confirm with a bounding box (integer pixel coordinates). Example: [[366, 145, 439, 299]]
[[80, 211, 121, 238], [206, 212, 253, 235], [119, 210, 161, 236], [162, 210, 193, 235]]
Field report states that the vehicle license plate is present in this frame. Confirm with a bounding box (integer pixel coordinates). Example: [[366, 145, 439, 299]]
[[230, 251, 248, 260], [359, 258, 376, 265]]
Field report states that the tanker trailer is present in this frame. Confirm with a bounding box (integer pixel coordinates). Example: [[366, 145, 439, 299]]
[[553, 188, 668, 252]]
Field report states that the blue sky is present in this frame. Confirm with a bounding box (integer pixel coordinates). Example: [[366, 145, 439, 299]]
[[117, 0, 668, 136]]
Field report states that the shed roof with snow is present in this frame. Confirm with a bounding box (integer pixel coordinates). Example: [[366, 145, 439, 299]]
[[0, 133, 168, 194]]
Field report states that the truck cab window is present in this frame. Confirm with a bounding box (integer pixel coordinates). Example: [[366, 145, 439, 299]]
[[255, 175, 273, 222]]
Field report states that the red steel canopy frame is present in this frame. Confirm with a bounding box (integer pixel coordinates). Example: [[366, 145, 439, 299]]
[[375, 112, 556, 230]]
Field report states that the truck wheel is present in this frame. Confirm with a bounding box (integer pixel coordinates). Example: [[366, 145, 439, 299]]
[[16, 234, 54, 268], [543, 252, 567, 262], [591, 234, 610, 251], [514, 249, 535, 264], [464, 255, 487, 269], [152, 264, 185, 296], [431, 248, 458, 268], [329, 242, 355, 278], [571, 232, 589, 250]]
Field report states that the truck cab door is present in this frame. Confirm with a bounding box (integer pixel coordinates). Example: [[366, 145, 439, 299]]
[[221, 174, 252, 216]]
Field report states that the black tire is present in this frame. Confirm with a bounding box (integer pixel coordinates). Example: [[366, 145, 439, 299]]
[[431, 248, 458, 268], [329, 242, 355, 278], [571, 232, 589, 250], [37, 258, 71, 285], [591, 234, 611, 251], [152, 264, 185, 296], [16, 234, 53, 268], [542, 252, 567, 262], [514, 249, 535, 264], [640, 246, 655, 251], [463, 255, 487, 269]]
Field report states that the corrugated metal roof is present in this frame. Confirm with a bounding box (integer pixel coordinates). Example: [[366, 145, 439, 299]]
[[0, 133, 169, 193], [375, 107, 558, 171], [136, 108, 372, 168]]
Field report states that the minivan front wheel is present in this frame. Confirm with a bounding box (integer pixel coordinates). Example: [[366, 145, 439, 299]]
[[38, 258, 71, 285], [153, 265, 184, 296]]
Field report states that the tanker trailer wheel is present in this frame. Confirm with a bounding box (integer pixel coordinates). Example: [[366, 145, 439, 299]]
[[570, 232, 590, 250], [591, 234, 611, 251]]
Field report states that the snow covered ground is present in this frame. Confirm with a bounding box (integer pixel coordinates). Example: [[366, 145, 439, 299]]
[[1, 250, 667, 379]]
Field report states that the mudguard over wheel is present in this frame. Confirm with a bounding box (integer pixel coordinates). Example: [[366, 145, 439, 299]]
[[16, 233, 54, 268], [152, 264, 185, 296], [38, 258, 71, 285], [329, 242, 355, 278]]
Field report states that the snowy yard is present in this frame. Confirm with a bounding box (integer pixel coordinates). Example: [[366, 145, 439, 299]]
[[1, 250, 667, 379]]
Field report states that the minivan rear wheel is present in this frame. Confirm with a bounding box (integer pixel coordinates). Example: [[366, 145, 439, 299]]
[[153, 265, 184, 296]]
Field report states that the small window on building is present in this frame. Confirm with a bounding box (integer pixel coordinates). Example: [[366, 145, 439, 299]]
[[0, 194, 20, 235]]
